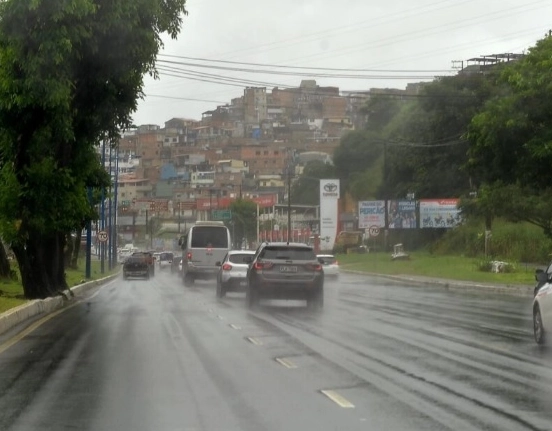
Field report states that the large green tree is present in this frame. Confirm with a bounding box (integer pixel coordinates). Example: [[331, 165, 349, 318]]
[[333, 130, 384, 194], [0, 0, 187, 298], [466, 35, 552, 237], [228, 199, 258, 249], [383, 72, 498, 199], [291, 160, 336, 205]]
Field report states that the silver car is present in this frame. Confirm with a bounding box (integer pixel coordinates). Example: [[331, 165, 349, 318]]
[[216, 250, 255, 298]]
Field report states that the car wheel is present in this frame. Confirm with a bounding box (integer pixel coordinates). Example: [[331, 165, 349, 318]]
[[534, 306, 546, 345], [216, 279, 226, 299], [308, 287, 324, 309], [246, 282, 259, 309], [184, 273, 194, 287], [145, 272, 150, 280], [123, 273, 128, 280]]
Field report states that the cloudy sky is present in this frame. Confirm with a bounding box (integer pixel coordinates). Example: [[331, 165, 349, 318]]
[[133, 0, 552, 126]]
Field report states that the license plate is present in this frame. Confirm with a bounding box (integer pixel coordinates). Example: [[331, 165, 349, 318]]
[[280, 266, 297, 273]]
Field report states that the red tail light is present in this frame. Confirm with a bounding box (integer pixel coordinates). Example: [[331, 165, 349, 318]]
[[186, 252, 192, 260], [306, 263, 323, 271], [222, 263, 232, 271], [253, 261, 273, 270]]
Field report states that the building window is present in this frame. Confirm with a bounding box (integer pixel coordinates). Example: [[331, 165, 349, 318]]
[[255, 151, 260, 155], [274, 151, 279, 155], [263, 150, 268, 155]]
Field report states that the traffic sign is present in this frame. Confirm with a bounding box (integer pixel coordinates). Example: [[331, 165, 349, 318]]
[[368, 226, 380, 237], [212, 209, 232, 220], [98, 230, 108, 242]]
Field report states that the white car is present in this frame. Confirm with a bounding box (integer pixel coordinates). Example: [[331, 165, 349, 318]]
[[533, 278, 552, 345], [317, 254, 339, 277], [216, 250, 255, 298]]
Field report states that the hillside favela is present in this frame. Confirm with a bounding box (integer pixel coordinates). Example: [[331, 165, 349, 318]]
[[110, 79, 424, 251]]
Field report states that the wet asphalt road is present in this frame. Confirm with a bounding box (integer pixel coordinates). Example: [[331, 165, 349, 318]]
[[0, 270, 551, 431]]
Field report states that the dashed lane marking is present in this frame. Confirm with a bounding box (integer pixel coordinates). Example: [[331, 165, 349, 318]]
[[275, 357, 298, 369], [320, 390, 355, 408], [246, 336, 263, 346]]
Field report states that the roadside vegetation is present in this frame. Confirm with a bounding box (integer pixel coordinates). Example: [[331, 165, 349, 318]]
[[337, 252, 536, 286], [0, 261, 119, 313]]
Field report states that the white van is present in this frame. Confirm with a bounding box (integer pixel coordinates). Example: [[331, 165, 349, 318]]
[[179, 221, 232, 286]]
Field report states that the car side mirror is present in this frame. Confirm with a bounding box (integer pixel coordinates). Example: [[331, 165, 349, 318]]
[[536, 271, 548, 283]]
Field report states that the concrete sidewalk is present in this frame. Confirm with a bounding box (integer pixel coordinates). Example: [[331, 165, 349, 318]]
[[0, 272, 120, 337], [343, 270, 534, 296]]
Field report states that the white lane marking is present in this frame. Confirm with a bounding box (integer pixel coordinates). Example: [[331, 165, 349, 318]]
[[246, 336, 263, 346], [275, 357, 298, 369], [229, 324, 241, 330], [320, 390, 355, 408]]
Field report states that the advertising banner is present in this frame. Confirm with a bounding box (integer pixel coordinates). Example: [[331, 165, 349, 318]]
[[319, 179, 340, 251], [387, 200, 417, 229], [419, 199, 461, 228], [358, 201, 385, 229]]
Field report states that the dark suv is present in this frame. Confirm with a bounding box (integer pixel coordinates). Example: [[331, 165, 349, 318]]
[[246, 242, 324, 309]]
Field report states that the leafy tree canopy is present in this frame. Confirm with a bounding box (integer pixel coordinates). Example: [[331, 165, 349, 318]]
[[0, 0, 188, 298], [464, 35, 552, 238], [228, 199, 257, 248], [291, 160, 335, 205]]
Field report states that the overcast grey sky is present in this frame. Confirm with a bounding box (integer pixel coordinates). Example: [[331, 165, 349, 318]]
[[132, 0, 552, 126]]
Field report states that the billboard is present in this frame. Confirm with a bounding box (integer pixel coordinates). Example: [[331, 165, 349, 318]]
[[419, 199, 461, 228], [319, 179, 340, 251], [358, 201, 385, 229], [387, 200, 417, 229]]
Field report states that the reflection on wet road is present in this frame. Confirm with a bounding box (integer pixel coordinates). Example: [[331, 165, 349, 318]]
[[0, 270, 550, 431]]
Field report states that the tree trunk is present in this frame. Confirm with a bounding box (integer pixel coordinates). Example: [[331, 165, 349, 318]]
[[12, 232, 68, 299], [71, 228, 83, 269], [0, 240, 11, 278], [64, 232, 74, 268]]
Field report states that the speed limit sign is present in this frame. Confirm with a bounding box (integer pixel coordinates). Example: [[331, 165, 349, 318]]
[[97, 230, 108, 242], [368, 226, 380, 237]]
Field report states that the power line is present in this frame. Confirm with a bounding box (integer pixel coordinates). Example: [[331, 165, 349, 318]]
[[144, 94, 227, 103], [156, 59, 442, 80], [158, 54, 454, 74]]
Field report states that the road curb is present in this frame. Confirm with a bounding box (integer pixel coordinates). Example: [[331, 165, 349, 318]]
[[0, 272, 120, 337], [342, 270, 534, 297]]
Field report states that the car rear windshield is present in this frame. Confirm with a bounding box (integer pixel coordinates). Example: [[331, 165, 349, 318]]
[[190, 226, 229, 248], [260, 246, 316, 260], [228, 253, 253, 264], [160, 252, 173, 261], [318, 256, 337, 264], [126, 256, 146, 264]]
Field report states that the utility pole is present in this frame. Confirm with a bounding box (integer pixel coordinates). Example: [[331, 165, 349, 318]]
[[100, 140, 106, 274], [85, 187, 92, 279], [107, 144, 112, 270], [145, 209, 148, 248], [287, 166, 291, 245], [112, 149, 119, 267], [178, 201, 181, 233]]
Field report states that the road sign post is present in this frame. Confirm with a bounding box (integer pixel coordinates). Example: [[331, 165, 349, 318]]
[[98, 230, 108, 242], [212, 209, 232, 221]]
